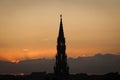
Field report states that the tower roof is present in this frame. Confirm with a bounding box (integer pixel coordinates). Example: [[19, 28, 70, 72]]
[[58, 14, 64, 38]]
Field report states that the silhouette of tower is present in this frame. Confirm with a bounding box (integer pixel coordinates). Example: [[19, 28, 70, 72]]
[[54, 15, 69, 75]]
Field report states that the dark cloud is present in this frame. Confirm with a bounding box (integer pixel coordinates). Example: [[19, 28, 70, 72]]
[[0, 53, 120, 74]]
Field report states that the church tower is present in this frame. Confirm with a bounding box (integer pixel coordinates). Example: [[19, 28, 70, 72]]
[[54, 15, 69, 75]]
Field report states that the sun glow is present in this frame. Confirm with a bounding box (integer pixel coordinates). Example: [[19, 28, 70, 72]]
[[0, 0, 120, 62], [19, 73, 24, 76], [11, 60, 20, 63], [0, 46, 119, 62]]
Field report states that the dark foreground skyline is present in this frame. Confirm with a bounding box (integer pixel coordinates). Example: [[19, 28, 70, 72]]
[[0, 71, 120, 80]]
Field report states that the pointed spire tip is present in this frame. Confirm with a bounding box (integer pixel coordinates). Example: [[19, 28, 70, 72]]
[[60, 14, 62, 19]]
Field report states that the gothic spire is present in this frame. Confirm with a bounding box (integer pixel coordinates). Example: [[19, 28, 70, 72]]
[[54, 15, 69, 75], [58, 14, 64, 38]]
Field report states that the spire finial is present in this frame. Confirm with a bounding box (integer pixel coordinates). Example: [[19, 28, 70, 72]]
[[60, 14, 62, 19]]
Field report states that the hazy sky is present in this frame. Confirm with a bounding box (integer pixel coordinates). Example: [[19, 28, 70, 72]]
[[0, 0, 120, 62]]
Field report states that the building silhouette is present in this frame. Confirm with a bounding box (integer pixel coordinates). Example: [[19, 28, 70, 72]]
[[54, 15, 69, 75]]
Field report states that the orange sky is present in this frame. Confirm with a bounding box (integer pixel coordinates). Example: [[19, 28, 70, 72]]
[[0, 0, 120, 62]]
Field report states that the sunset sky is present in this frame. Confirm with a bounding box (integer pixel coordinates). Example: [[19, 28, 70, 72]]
[[0, 0, 120, 62]]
